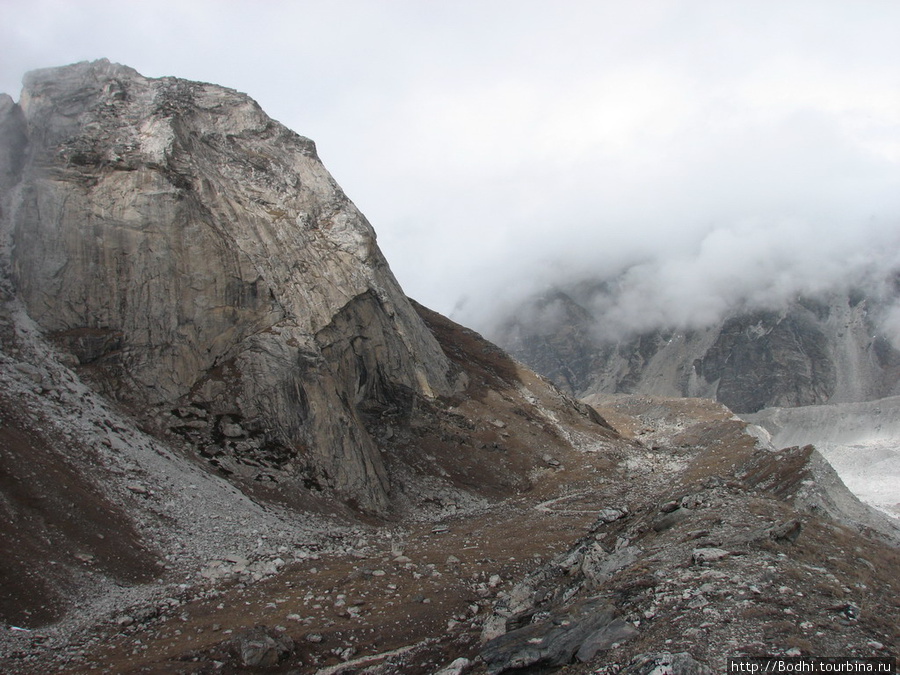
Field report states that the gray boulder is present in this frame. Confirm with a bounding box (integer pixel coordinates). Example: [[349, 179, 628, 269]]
[[481, 598, 635, 674], [620, 652, 713, 675], [232, 625, 294, 668]]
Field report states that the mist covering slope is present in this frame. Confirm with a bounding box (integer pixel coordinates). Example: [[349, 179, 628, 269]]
[[497, 281, 900, 524], [496, 285, 900, 414]]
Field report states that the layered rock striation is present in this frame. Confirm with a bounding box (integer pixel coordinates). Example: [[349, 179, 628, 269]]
[[0, 60, 462, 513]]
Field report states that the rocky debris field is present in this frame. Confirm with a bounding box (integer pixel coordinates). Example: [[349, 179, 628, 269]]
[[0, 283, 616, 673], [2, 387, 897, 674]]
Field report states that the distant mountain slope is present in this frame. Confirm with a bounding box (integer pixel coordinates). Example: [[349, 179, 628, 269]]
[[496, 285, 900, 413], [745, 396, 900, 518]]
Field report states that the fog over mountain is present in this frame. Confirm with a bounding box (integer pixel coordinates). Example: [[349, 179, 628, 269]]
[[3, 1, 900, 338], [465, 108, 900, 342]]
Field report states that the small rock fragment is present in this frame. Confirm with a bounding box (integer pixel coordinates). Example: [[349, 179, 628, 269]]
[[595, 508, 627, 524], [620, 652, 712, 675], [691, 548, 730, 564], [768, 519, 803, 543]]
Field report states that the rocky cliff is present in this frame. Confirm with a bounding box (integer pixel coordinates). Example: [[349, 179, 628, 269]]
[[0, 60, 465, 514], [496, 286, 900, 414]]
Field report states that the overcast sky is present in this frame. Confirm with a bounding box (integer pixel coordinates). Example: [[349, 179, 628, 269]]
[[3, 0, 900, 336]]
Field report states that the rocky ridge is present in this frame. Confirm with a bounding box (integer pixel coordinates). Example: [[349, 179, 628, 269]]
[[474, 395, 900, 674], [745, 396, 900, 519]]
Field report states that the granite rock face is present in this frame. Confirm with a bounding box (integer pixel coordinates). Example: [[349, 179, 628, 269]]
[[0, 60, 460, 512]]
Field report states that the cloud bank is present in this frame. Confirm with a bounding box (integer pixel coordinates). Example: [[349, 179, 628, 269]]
[[2, 1, 900, 340]]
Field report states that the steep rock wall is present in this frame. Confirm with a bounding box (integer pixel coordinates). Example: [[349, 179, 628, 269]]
[[0, 60, 460, 512]]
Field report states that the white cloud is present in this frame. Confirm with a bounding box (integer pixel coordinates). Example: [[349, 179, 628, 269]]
[[2, 0, 900, 337]]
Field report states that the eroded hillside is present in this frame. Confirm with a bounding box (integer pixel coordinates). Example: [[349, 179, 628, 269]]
[[2, 384, 897, 673]]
